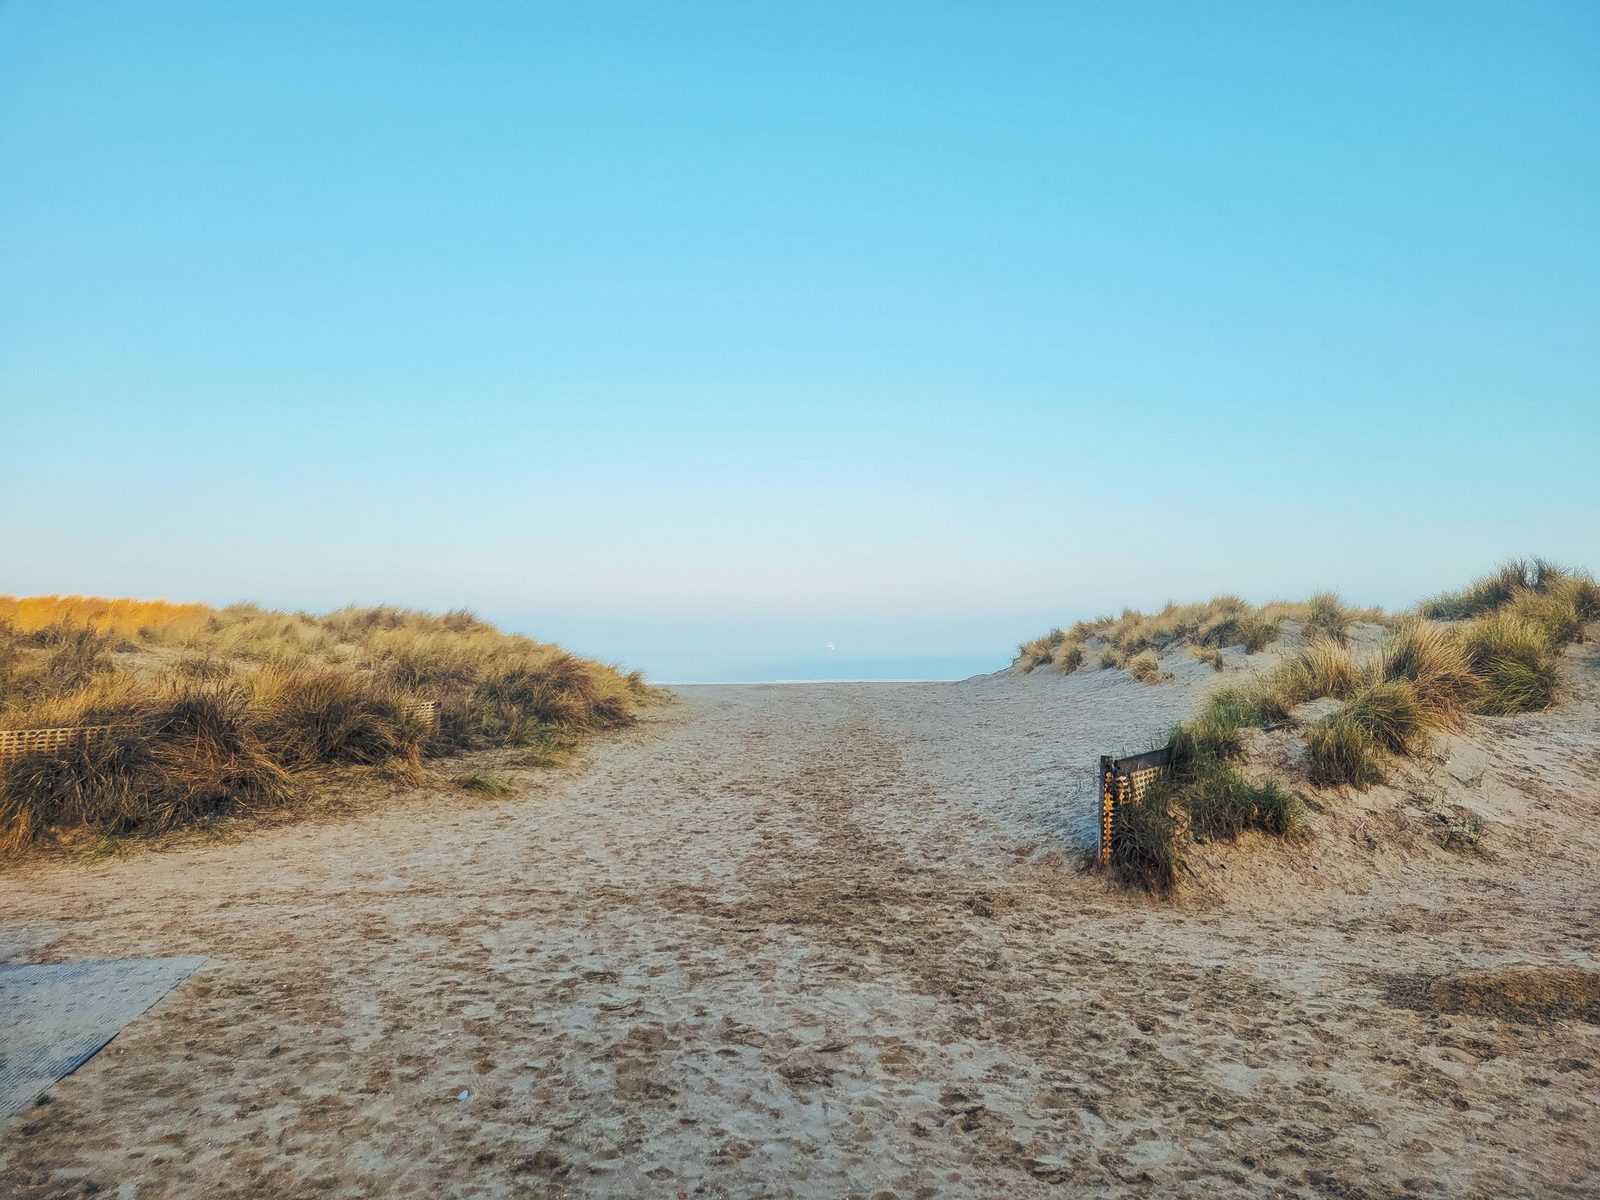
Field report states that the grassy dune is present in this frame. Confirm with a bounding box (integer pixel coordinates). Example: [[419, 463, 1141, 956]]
[[1100, 560, 1600, 892], [1016, 591, 1383, 679], [0, 596, 654, 856]]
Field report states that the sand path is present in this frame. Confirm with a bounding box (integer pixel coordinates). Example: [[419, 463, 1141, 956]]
[[1, 679, 1596, 1198]]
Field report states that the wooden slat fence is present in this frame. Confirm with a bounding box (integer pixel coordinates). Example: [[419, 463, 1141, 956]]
[[400, 699, 440, 727], [0, 725, 125, 762], [0, 698, 442, 763]]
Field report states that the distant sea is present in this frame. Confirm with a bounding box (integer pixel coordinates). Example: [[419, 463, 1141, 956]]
[[653, 652, 1005, 685], [496, 613, 1020, 686]]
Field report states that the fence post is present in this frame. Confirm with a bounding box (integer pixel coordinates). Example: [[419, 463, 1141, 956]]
[[1098, 754, 1115, 867]]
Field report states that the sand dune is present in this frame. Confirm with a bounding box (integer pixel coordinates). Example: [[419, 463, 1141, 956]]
[[1, 638, 1597, 1197]]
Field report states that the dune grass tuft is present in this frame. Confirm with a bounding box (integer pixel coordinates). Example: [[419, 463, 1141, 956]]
[[1110, 709, 1306, 892], [1183, 759, 1302, 841], [1300, 591, 1352, 644], [1269, 638, 1359, 706], [1053, 642, 1085, 674], [1015, 631, 1061, 674], [1459, 610, 1561, 714], [1127, 650, 1164, 684], [246, 663, 424, 771], [1373, 618, 1475, 725], [1420, 559, 1557, 621], [1340, 678, 1429, 755], [452, 770, 516, 797], [1306, 712, 1386, 789]]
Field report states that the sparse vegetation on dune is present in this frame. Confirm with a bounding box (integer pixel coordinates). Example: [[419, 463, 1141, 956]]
[[1015, 590, 1382, 679], [1106, 559, 1596, 891], [1109, 726, 1306, 895], [0, 595, 655, 855]]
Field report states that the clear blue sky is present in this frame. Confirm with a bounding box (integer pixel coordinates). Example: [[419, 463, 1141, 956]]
[[3, 2, 1597, 680]]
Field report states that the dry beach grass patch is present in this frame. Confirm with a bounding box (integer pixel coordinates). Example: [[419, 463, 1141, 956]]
[[1016, 590, 1382, 679], [0, 596, 654, 856], [1385, 967, 1600, 1026]]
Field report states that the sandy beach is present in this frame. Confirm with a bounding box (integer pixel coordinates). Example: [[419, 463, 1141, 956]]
[[2, 650, 1598, 1198], [7, 4, 1597, 1194]]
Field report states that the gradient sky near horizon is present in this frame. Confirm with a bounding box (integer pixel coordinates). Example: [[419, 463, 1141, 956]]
[[3, 2, 1598, 681]]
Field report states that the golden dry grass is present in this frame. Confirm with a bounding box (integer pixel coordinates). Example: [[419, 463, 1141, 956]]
[[1015, 590, 1386, 681], [0, 594, 655, 856], [1127, 649, 1165, 684]]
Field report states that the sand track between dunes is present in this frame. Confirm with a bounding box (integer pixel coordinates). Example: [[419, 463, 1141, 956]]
[[2, 676, 1597, 1198]]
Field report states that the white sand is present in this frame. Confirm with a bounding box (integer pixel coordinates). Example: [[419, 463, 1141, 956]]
[[1, 637, 1597, 1197]]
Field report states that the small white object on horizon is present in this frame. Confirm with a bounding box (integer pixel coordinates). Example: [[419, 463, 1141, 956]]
[[825, 640, 836, 652]]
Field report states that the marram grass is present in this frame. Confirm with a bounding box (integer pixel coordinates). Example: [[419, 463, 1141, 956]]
[[0, 595, 654, 855]]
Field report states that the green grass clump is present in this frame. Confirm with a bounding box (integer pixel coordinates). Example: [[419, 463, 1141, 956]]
[[1306, 711, 1385, 790], [1505, 589, 1583, 647], [1269, 638, 1359, 706], [1303, 671, 1435, 789], [1111, 712, 1305, 893], [1183, 757, 1302, 840], [1176, 683, 1290, 761], [1549, 573, 1600, 624], [1374, 618, 1477, 727], [1420, 559, 1556, 621], [1340, 678, 1429, 755], [1459, 610, 1561, 714]]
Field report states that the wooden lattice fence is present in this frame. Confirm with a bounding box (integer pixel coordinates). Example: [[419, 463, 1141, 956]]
[[400, 699, 440, 728], [1097, 744, 1175, 866], [0, 725, 125, 763], [0, 698, 442, 764]]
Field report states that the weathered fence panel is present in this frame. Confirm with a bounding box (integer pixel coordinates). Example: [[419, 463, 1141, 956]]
[[0, 725, 124, 762], [400, 699, 440, 727], [1096, 744, 1175, 866], [1, 697, 442, 763]]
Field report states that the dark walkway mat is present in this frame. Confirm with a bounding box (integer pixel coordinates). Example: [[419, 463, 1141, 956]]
[[0, 956, 206, 1120]]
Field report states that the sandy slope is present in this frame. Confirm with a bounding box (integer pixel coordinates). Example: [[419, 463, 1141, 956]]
[[1, 644, 1597, 1198]]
